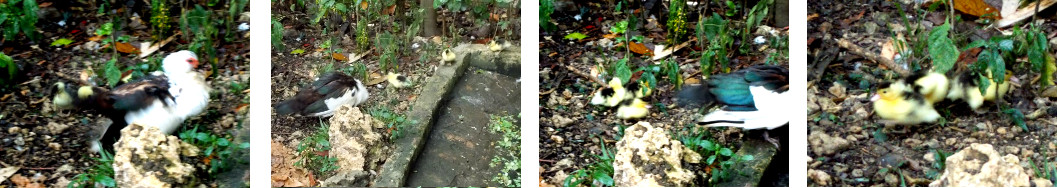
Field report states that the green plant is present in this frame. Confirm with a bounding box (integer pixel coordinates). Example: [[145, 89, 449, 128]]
[[698, 13, 732, 76], [295, 120, 340, 175], [0, 53, 16, 87], [662, 59, 682, 89], [563, 136, 614, 187], [179, 125, 249, 176], [225, 0, 249, 42], [369, 107, 415, 140], [69, 151, 116, 188], [666, 0, 688, 46], [103, 58, 121, 87], [181, 5, 220, 75], [741, 0, 772, 52], [0, 0, 39, 41], [926, 149, 951, 179], [673, 126, 754, 185], [272, 17, 285, 51], [539, 0, 555, 31], [149, 0, 171, 41], [723, 0, 738, 16], [927, 22, 958, 74], [612, 58, 632, 85], [312, 0, 350, 24], [488, 114, 520, 187], [376, 32, 398, 71]]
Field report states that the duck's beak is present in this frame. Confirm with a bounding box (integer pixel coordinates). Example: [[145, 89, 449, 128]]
[[870, 94, 880, 102]]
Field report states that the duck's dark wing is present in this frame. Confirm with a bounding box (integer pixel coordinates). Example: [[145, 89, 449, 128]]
[[275, 72, 357, 115], [107, 75, 173, 111]]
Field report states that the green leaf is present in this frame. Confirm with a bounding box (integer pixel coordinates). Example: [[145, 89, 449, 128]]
[[51, 38, 73, 46], [592, 170, 614, 186], [927, 23, 958, 73], [96, 22, 113, 36], [564, 32, 587, 40], [614, 58, 632, 84], [707, 155, 717, 164], [1003, 107, 1027, 131], [742, 154, 755, 161], [291, 49, 305, 54], [104, 58, 121, 87], [611, 20, 628, 34], [97, 176, 116, 187], [719, 148, 733, 156]]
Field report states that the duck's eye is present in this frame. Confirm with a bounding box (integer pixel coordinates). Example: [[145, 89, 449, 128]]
[[187, 59, 193, 63]]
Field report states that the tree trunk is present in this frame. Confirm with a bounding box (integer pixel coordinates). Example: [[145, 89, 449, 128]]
[[421, 0, 439, 37]]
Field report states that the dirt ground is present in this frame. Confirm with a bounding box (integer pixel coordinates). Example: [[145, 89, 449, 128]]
[[538, 1, 788, 186], [269, 1, 520, 186], [0, 2, 249, 187], [808, 1, 1057, 186]]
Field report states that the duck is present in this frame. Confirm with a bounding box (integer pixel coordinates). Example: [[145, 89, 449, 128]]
[[275, 72, 370, 117], [903, 71, 949, 104], [61, 50, 210, 153], [946, 70, 1012, 111]]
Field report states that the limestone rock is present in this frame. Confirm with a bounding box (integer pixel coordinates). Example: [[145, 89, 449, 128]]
[[613, 122, 695, 187], [113, 123, 199, 187], [808, 169, 831, 186], [320, 105, 388, 186], [809, 131, 851, 156], [929, 143, 1030, 187]]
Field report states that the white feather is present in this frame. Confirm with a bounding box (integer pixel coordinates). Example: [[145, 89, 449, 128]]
[[309, 80, 369, 117], [700, 86, 790, 130]]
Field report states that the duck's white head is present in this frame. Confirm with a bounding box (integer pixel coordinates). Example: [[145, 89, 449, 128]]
[[162, 50, 200, 76]]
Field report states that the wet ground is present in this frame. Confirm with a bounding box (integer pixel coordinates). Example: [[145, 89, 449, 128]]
[[406, 67, 521, 186]]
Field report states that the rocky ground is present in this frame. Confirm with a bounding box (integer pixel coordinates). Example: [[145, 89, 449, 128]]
[[269, 1, 519, 186], [0, 2, 250, 187], [538, 1, 788, 186], [807, 0, 1057, 186]]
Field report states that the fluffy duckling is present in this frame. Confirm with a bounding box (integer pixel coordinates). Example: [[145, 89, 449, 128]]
[[615, 98, 649, 120], [386, 72, 411, 88], [904, 71, 949, 104], [624, 80, 652, 99], [489, 40, 503, 52], [441, 49, 456, 65], [871, 82, 941, 125], [590, 78, 628, 107], [52, 82, 76, 109], [946, 70, 1012, 111]]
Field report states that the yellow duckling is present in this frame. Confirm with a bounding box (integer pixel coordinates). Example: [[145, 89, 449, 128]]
[[872, 82, 940, 125], [386, 72, 411, 88], [905, 71, 949, 104], [52, 82, 75, 109], [946, 70, 1012, 110], [624, 80, 652, 99], [441, 49, 456, 65], [590, 78, 627, 107], [489, 40, 503, 52], [615, 98, 649, 120]]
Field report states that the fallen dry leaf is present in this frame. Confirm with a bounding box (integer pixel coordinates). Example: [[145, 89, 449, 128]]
[[383, 5, 397, 15], [953, 0, 1001, 19], [88, 35, 105, 42], [807, 13, 819, 21], [332, 53, 348, 61], [628, 42, 652, 56], [602, 33, 618, 39], [842, 11, 865, 25], [114, 42, 139, 54]]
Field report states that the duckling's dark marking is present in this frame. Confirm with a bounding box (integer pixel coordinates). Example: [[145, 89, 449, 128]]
[[626, 81, 641, 92], [600, 88, 615, 97], [397, 75, 408, 82]]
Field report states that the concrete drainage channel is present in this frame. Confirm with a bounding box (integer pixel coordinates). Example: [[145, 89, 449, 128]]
[[374, 44, 520, 187]]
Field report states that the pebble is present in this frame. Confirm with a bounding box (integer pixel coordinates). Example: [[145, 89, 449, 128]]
[[832, 163, 848, 173], [976, 122, 988, 130], [851, 169, 864, 177], [903, 138, 922, 147], [997, 127, 1007, 135], [8, 127, 19, 134], [550, 135, 564, 145], [849, 126, 862, 133], [885, 173, 899, 186], [48, 143, 61, 150]]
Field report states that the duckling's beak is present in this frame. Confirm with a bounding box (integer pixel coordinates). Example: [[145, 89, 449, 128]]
[[870, 94, 880, 102]]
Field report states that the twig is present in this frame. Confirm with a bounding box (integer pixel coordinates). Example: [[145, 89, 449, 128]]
[[539, 159, 557, 163], [22, 167, 55, 170], [837, 38, 909, 76], [51, 71, 93, 87], [560, 64, 606, 86]]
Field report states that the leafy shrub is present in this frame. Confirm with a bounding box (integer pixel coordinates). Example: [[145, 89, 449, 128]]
[[0, 0, 39, 41]]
